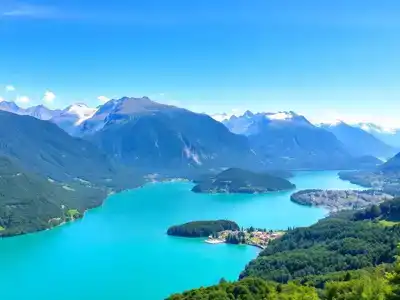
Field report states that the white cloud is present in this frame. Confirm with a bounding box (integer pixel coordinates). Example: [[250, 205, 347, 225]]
[[2, 4, 57, 19], [16, 96, 30, 104], [0, 97, 4, 102], [43, 90, 56, 103], [5, 85, 15, 92], [98, 96, 110, 103]]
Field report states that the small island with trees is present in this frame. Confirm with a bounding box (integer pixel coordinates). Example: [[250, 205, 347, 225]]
[[192, 168, 295, 194], [290, 189, 393, 212], [167, 220, 284, 249], [167, 220, 240, 238]]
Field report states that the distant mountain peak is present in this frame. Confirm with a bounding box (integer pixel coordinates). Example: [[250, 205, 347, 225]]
[[319, 119, 347, 127], [71, 102, 89, 107], [109, 96, 170, 115], [117, 96, 153, 104], [62, 103, 97, 125], [243, 110, 254, 118], [0, 101, 20, 112]]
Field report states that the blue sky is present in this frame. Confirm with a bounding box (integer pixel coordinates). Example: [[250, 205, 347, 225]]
[[1, 0, 400, 125]]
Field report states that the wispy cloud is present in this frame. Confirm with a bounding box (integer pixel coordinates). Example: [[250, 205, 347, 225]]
[[0, 1, 80, 21], [43, 90, 56, 103], [1, 2, 58, 19], [0, 2, 265, 26], [5, 85, 15, 92], [2, 1, 399, 29], [16, 95, 29, 104]]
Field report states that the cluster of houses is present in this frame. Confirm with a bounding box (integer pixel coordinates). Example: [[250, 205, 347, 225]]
[[207, 228, 284, 249]]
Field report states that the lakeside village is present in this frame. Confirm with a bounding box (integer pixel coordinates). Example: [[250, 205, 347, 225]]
[[205, 227, 285, 249]]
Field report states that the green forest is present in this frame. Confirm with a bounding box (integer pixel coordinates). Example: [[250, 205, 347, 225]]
[[167, 263, 399, 299], [0, 156, 107, 237]]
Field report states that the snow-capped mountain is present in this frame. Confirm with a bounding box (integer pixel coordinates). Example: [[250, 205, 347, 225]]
[[222, 110, 312, 136], [0, 101, 97, 135], [320, 121, 395, 158], [82, 96, 259, 170], [63, 103, 97, 124], [50, 103, 97, 135], [355, 123, 400, 148], [220, 110, 360, 169]]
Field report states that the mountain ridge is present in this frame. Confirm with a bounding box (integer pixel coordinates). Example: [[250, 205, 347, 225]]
[[320, 121, 395, 158], [85, 98, 259, 172], [0, 110, 139, 188], [0, 99, 388, 171], [222, 110, 359, 170]]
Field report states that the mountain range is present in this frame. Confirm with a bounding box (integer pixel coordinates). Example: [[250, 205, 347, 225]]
[[0, 101, 96, 135], [1, 96, 400, 236], [0, 98, 395, 172], [2, 99, 398, 157], [221, 111, 385, 169]]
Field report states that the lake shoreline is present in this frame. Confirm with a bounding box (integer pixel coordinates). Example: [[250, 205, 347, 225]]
[[205, 237, 266, 250], [0, 170, 365, 299], [0, 178, 192, 239], [0, 172, 354, 239]]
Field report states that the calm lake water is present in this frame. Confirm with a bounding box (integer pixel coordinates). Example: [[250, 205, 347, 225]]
[[0, 171, 362, 299]]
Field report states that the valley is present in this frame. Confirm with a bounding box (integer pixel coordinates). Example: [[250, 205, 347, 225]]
[[2, 2, 399, 298], [0, 97, 400, 299], [2, 96, 397, 238]]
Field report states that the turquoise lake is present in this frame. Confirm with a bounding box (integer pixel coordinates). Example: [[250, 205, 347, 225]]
[[0, 171, 362, 299]]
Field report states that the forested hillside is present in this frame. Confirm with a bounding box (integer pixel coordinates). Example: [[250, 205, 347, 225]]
[[192, 168, 295, 194], [0, 156, 107, 236], [241, 217, 400, 282], [167, 263, 398, 299], [0, 111, 139, 189]]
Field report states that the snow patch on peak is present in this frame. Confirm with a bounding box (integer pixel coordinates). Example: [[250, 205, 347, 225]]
[[319, 119, 346, 127], [357, 123, 398, 135], [211, 113, 233, 122], [265, 111, 297, 121], [64, 103, 97, 125]]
